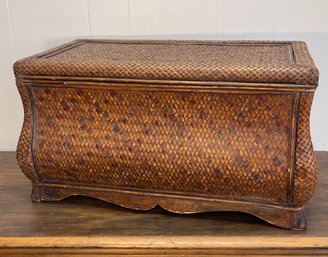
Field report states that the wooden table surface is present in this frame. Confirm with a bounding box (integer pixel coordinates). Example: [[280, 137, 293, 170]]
[[0, 151, 327, 256]]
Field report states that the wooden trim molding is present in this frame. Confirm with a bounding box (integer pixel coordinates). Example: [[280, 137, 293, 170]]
[[1, 236, 328, 256]]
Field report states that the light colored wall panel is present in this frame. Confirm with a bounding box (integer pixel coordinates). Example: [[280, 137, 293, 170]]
[[129, 0, 217, 39], [307, 37, 328, 151], [275, 0, 328, 33], [129, 0, 170, 38], [167, 0, 217, 37], [0, 0, 21, 150], [0, 0, 327, 150], [275, 0, 328, 150], [219, 0, 275, 39], [8, 0, 90, 59], [88, 0, 130, 38]]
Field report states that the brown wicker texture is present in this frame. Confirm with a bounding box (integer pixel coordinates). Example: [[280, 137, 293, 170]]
[[14, 40, 319, 86], [292, 92, 318, 206], [16, 82, 37, 182], [31, 86, 292, 204], [14, 39, 319, 229]]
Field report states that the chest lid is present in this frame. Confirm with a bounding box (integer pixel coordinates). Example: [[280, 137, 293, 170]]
[[14, 39, 318, 87]]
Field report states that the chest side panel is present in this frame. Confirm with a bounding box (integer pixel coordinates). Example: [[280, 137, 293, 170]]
[[30, 83, 293, 204], [292, 92, 317, 207]]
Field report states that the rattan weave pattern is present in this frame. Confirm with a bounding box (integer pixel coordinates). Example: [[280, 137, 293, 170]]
[[16, 82, 37, 182], [31, 85, 292, 204], [14, 39, 319, 229], [292, 92, 317, 206], [13, 40, 319, 86]]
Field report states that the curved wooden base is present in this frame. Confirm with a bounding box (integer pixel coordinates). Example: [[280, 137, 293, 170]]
[[31, 183, 306, 230]]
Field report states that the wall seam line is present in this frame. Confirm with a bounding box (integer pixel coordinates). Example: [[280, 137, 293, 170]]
[[216, 0, 219, 39], [127, 0, 132, 37], [273, 0, 277, 39], [217, 0, 222, 39], [5, 0, 16, 60], [86, 0, 92, 39]]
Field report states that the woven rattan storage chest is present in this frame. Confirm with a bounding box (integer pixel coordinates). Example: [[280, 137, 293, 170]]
[[14, 39, 319, 230]]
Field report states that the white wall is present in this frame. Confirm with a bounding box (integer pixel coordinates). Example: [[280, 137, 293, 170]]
[[0, 0, 327, 150]]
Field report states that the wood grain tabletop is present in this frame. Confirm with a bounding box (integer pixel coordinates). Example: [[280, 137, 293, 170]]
[[0, 151, 327, 256]]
